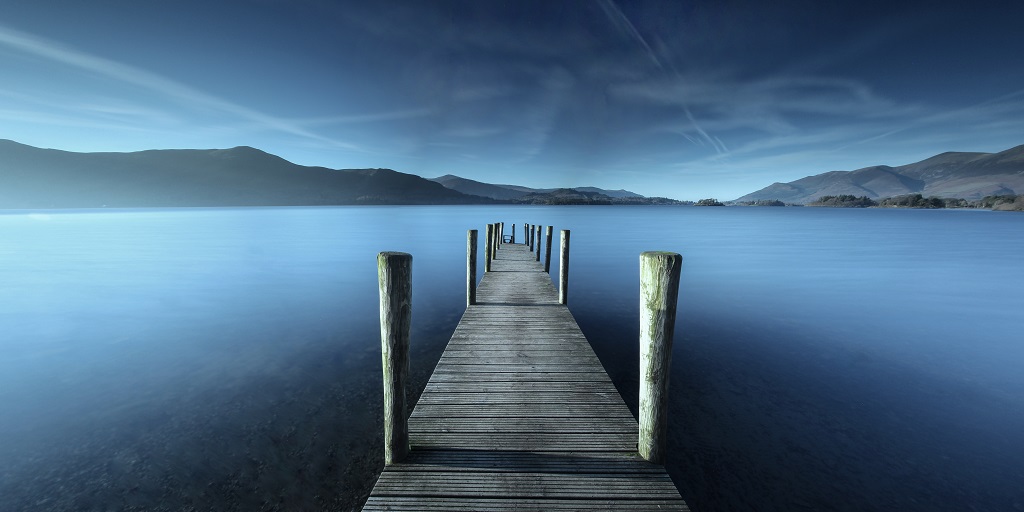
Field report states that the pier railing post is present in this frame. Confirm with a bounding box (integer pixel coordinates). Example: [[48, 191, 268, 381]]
[[511, 223, 516, 244], [558, 230, 570, 305], [638, 251, 682, 464], [500, 222, 505, 247], [544, 226, 553, 273], [493, 222, 500, 258], [467, 230, 477, 305], [485, 224, 494, 272], [377, 251, 412, 465], [529, 224, 535, 251], [535, 225, 541, 261], [524, 223, 529, 243]]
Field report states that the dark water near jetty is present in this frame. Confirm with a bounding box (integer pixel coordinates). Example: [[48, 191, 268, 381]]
[[1, 205, 1022, 511]]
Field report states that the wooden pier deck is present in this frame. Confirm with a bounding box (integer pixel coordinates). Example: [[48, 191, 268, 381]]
[[362, 242, 689, 511]]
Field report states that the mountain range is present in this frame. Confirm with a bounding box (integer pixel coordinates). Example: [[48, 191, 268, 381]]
[[0, 139, 490, 208], [0, 139, 667, 208], [734, 144, 1024, 204]]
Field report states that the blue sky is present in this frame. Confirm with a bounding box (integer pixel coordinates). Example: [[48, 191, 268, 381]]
[[1, 0, 1023, 200]]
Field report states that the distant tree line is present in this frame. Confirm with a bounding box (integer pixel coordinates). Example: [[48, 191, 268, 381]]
[[695, 198, 724, 206], [736, 199, 787, 206], [808, 195, 878, 207], [808, 193, 1024, 211]]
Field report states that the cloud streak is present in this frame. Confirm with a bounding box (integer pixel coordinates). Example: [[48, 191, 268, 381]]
[[0, 24, 359, 150]]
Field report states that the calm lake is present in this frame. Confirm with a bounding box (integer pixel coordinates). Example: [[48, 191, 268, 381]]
[[1, 205, 1022, 511]]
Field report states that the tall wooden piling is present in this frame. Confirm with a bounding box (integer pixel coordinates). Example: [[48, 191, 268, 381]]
[[524, 223, 530, 245], [638, 251, 682, 464], [535, 225, 542, 261], [467, 230, 477, 306], [492, 223, 499, 259], [485, 224, 494, 272], [377, 251, 412, 465], [544, 226, 553, 273], [558, 230, 570, 305], [511, 224, 516, 244], [500, 223, 505, 247]]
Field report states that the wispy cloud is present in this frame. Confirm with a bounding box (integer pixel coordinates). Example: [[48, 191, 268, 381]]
[[0, 23, 360, 150], [290, 107, 434, 127]]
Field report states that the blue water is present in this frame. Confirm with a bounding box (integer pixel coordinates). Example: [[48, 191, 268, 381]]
[[1, 206, 1022, 511]]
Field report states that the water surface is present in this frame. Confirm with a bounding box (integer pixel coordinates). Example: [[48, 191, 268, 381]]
[[1, 206, 1022, 511]]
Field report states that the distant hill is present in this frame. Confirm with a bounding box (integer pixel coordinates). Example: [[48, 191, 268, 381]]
[[513, 188, 684, 205], [734, 144, 1024, 204], [429, 174, 643, 200], [0, 140, 489, 208]]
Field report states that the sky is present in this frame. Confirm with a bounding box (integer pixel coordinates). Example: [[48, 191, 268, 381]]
[[1, 0, 1023, 201]]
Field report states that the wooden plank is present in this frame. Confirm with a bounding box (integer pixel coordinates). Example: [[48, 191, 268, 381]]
[[386, 450, 665, 473], [427, 372, 612, 382], [409, 403, 635, 418], [370, 471, 680, 498], [363, 242, 686, 510], [363, 496, 690, 511]]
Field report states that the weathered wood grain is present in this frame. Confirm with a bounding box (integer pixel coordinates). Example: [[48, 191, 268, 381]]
[[377, 251, 411, 464], [364, 242, 687, 510], [638, 251, 683, 464]]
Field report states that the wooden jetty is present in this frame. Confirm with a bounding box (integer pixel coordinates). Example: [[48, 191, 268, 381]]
[[364, 228, 688, 511]]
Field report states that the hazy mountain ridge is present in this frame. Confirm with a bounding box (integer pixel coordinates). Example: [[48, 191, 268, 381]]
[[735, 144, 1024, 204], [429, 174, 643, 200], [0, 140, 491, 208]]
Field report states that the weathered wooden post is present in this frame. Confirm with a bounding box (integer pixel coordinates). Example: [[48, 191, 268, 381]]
[[500, 222, 505, 247], [467, 230, 477, 306], [524, 223, 529, 243], [492, 222, 499, 259], [377, 251, 412, 465], [529, 224, 535, 251], [544, 226, 553, 273], [485, 224, 494, 272], [638, 251, 682, 464], [535, 224, 541, 261], [558, 230, 570, 305], [511, 223, 516, 244]]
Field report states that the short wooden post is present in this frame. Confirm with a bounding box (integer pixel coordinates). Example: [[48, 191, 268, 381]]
[[544, 226, 553, 273], [485, 224, 493, 272], [524, 223, 529, 243], [500, 222, 505, 247], [638, 251, 682, 464], [377, 251, 412, 465], [511, 223, 516, 244], [529, 224, 535, 251], [535, 225, 541, 261], [558, 230, 570, 305], [467, 230, 477, 305]]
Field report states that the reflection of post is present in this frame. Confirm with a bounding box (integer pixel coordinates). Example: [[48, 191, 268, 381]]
[[377, 251, 411, 465], [485, 224, 494, 272], [544, 226, 553, 273], [467, 230, 477, 306], [638, 251, 682, 465], [535, 225, 541, 261], [558, 230, 570, 305]]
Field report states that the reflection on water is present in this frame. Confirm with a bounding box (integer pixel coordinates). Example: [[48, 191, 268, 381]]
[[1, 206, 1023, 511]]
